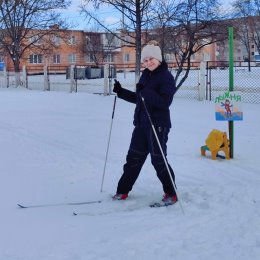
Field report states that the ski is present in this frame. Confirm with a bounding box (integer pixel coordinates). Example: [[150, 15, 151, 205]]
[[73, 201, 173, 216], [17, 200, 101, 209], [73, 200, 148, 216]]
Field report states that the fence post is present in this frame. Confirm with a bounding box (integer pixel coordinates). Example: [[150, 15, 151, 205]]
[[198, 61, 206, 101], [70, 65, 76, 93], [44, 65, 50, 91], [3, 66, 8, 88], [104, 64, 109, 95], [22, 65, 28, 88]]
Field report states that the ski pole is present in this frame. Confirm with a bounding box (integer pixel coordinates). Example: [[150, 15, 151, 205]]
[[100, 94, 117, 192], [140, 94, 184, 214]]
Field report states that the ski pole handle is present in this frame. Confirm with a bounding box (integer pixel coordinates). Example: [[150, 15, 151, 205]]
[[112, 95, 117, 119]]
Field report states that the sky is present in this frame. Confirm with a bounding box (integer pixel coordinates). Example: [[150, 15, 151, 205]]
[[61, 0, 121, 31], [61, 0, 233, 31]]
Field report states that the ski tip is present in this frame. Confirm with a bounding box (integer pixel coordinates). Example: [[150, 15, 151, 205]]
[[73, 212, 78, 216], [17, 204, 27, 209]]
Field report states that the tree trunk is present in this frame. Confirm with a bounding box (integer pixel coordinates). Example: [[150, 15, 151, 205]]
[[14, 57, 21, 87], [135, 0, 142, 84]]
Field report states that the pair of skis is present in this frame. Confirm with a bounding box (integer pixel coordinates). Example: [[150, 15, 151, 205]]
[[17, 199, 174, 215]]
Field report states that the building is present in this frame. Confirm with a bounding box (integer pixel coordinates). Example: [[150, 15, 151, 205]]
[[1, 16, 260, 74]]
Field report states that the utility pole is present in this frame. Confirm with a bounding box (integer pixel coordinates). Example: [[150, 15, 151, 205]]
[[228, 27, 234, 158]]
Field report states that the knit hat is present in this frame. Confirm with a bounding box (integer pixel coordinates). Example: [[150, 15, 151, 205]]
[[141, 44, 162, 62]]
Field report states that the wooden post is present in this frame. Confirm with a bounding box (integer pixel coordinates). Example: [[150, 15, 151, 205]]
[[44, 65, 50, 91], [3, 66, 8, 88], [199, 61, 206, 101], [70, 65, 76, 93], [22, 65, 28, 88], [104, 64, 109, 95]]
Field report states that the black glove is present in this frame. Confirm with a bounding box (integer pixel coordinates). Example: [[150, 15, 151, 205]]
[[113, 79, 122, 94], [136, 83, 144, 92]]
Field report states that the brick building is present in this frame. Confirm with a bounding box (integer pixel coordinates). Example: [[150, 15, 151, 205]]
[[1, 21, 259, 74]]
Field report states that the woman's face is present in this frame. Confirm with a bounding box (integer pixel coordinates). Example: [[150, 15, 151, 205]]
[[143, 57, 161, 71]]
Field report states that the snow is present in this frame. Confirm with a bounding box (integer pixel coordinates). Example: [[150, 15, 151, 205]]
[[0, 87, 260, 260]]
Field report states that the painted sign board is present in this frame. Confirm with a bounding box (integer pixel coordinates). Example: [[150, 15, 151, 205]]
[[215, 91, 243, 121]]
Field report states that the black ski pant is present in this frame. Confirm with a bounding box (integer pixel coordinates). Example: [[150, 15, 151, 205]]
[[116, 126, 176, 196]]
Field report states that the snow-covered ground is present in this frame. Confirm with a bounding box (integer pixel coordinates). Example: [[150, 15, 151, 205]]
[[0, 87, 259, 260]]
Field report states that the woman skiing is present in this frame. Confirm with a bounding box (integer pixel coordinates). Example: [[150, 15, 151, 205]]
[[112, 42, 178, 205]]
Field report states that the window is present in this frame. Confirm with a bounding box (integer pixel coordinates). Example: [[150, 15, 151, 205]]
[[203, 53, 210, 61], [85, 36, 90, 45], [255, 54, 260, 61], [105, 54, 113, 62], [29, 54, 42, 64], [86, 54, 95, 63], [68, 35, 76, 45], [68, 54, 76, 63], [53, 54, 61, 64], [124, 53, 130, 62], [52, 36, 61, 46], [30, 35, 42, 45], [165, 54, 173, 62]]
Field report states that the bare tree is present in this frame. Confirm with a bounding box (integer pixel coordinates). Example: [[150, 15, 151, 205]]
[[174, 0, 228, 89], [232, 0, 254, 70], [149, 0, 227, 90], [232, 0, 260, 70], [85, 32, 104, 66], [146, 0, 181, 58], [80, 0, 152, 81], [102, 32, 121, 64], [250, 15, 260, 54], [81, 0, 228, 89], [246, 0, 260, 56], [85, 22, 120, 67], [0, 0, 71, 86]]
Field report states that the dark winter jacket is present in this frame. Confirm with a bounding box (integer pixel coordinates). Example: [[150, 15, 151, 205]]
[[117, 61, 176, 128]]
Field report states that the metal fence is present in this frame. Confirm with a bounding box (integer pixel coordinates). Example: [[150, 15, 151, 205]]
[[1, 62, 260, 104], [206, 61, 260, 104], [169, 61, 260, 104], [0, 65, 116, 94]]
